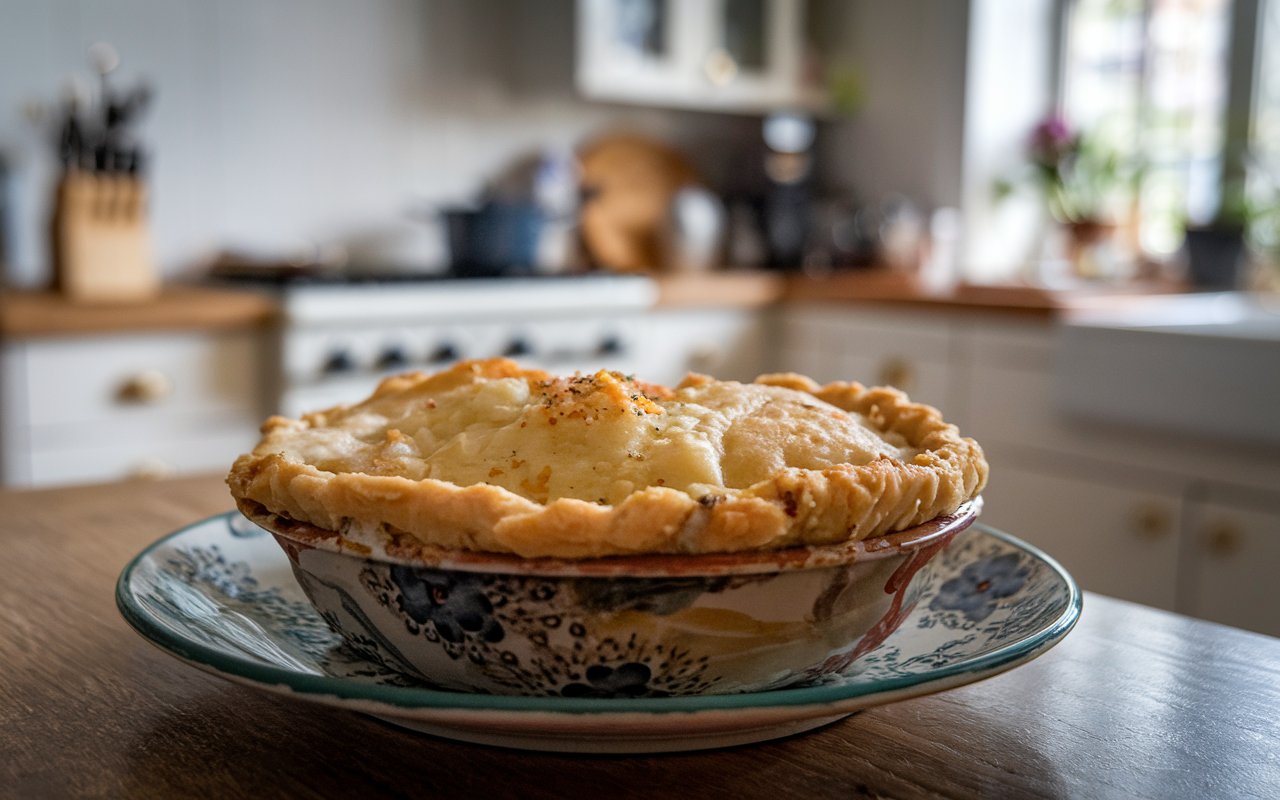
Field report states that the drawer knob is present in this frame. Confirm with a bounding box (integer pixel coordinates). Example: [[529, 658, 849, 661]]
[[1130, 504, 1172, 540], [878, 357, 915, 391], [703, 48, 738, 86], [688, 343, 724, 372], [1204, 521, 1242, 556], [115, 370, 172, 405], [127, 458, 173, 481]]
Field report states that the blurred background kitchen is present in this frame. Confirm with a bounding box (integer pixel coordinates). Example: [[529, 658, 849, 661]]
[[1, 0, 1278, 635]]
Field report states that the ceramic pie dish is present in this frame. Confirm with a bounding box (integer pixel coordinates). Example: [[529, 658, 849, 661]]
[[227, 359, 989, 696], [237, 497, 978, 696], [116, 511, 1079, 751]]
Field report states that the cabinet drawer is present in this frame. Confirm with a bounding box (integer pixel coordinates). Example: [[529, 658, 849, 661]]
[[1182, 496, 1280, 637], [637, 309, 769, 386], [780, 307, 958, 410], [20, 331, 261, 428], [27, 423, 260, 487], [979, 458, 1182, 610]]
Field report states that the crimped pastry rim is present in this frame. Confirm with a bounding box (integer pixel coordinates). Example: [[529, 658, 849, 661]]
[[237, 497, 980, 577], [226, 361, 989, 559]]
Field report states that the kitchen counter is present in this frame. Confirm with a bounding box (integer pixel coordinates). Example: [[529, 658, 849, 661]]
[[0, 273, 1191, 337], [649, 269, 1191, 317], [3, 474, 1278, 799], [781, 271, 1192, 317], [0, 285, 277, 337], [655, 270, 789, 308]]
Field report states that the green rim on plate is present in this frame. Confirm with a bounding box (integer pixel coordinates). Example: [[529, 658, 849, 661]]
[[116, 513, 1081, 715]]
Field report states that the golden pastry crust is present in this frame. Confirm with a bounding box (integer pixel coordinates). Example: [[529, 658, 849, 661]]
[[227, 359, 987, 558]]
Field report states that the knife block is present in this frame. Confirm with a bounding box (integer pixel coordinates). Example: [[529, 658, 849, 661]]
[[52, 170, 159, 302]]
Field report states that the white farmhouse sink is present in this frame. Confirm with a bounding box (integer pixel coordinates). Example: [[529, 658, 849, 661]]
[[1057, 292, 1280, 446]]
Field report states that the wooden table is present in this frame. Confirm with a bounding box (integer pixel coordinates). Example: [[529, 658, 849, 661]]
[[3, 476, 1278, 799]]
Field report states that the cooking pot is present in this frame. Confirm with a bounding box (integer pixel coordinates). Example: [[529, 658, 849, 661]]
[[443, 202, 543, 278]]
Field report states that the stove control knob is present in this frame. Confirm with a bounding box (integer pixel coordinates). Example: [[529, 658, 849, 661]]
[[596, 335, 624, 356], [376, 346, 409, 370], [322, 349, 355, 374], [428, 342, 461, 364], [503, 337, 534, 358]]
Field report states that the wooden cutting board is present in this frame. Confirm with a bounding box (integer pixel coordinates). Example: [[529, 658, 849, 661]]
[[578, 134, 700, 273]]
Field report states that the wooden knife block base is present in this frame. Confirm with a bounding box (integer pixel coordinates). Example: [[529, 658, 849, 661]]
[[52, 171, 159, 303]]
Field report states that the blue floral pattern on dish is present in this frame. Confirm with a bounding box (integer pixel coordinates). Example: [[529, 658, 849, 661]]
[[115, 512, 1082, 751], [928, 552, 1030, 622], [355, 564, 719, 696], [561, 662, 659, 698], [389, 566, 506, 644], [120, 512, 1076, 696]]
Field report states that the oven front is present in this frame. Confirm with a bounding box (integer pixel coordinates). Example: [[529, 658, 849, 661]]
[[275, 276, 659, 417]]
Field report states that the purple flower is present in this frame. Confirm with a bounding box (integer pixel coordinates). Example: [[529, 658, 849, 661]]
[[1029, 115, 1079, 169], [930, 552, 1030, 622]]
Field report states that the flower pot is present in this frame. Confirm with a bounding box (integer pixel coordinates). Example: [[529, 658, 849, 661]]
[[1063, 219, 1123, 280], [1183, 226, 1245, 290]]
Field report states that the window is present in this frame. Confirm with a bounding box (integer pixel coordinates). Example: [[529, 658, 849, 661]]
[[1256, 1, 1280, 168], [1250, 0, 1280, 258], [1060, 0, 1240, 258]]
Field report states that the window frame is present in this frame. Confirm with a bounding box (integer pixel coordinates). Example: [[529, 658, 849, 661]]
[[1052, 0, 1267, 251]]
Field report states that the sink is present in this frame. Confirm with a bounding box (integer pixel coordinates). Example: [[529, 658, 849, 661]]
[[1070, 292, 1280, 339], [1057, 292, 1280, 446]]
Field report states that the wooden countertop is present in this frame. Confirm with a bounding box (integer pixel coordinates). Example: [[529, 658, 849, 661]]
[[0, 273, 1188, 337], [656, 270, 1187, 317], [3, 474, 1277, 798], [0, 285, 278, 337], [654, 270, 789, 309], [784, 271, 1073, 316]]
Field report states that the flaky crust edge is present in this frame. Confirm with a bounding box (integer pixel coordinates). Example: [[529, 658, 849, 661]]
[[226, 370, 988, 559]]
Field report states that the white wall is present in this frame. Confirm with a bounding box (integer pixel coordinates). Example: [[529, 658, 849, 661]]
[[0, 0, 1060, 286], [960, 0, 1058, 281], [0, 0, 754, 285], [813, 0, 971, 209], [812, 0, 1058, 282]]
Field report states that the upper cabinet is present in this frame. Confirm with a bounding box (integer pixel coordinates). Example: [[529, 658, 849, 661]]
[[576, 0, 828, 113]]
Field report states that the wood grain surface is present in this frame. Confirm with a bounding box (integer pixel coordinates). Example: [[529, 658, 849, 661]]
[[0, 273, 1186, 340], [655, 270, 788, 309], [2, 475, 1278, 799], [782, 272, 1189, 318], [0, 285, 277, 337]]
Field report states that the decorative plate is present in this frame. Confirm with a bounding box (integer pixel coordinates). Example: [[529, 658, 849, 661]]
[[117, 513, 1081, 753]]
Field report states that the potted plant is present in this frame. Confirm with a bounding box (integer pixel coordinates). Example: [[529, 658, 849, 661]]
[[1184, 172, 1280, 290], [996, 115, 1141, 280], [1183, 197, 1248, 291]]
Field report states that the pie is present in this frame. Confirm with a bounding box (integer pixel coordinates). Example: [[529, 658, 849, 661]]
[[227, 359, 987, 559]]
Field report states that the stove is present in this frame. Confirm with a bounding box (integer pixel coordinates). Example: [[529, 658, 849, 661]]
[[265, 274, 660, 417]]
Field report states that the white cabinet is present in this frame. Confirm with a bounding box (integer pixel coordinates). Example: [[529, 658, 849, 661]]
[[1182, 492, 1280, 637], [963, 317, 1280, 636], [961, 319, 1190, 610], [778, 306, 959, 413], [576, 0, 826, 113], [1, 330, 268, 488], [977, 460, 1182, 610], [776, 303, 1280, 636], [635, 307, 772, 386]]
